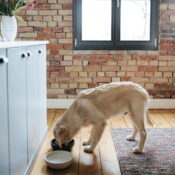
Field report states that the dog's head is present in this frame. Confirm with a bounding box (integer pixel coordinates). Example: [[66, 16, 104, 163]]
[[53, 122, 71, 148]]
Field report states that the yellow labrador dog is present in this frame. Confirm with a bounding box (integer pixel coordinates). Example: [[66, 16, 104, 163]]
[[53, 82, 152, 154]]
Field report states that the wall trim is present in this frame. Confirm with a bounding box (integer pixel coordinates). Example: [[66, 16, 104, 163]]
[[47, 99, 175, 109]]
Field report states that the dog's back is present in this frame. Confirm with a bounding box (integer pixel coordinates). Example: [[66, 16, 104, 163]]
[[76, 81, 149, 119]]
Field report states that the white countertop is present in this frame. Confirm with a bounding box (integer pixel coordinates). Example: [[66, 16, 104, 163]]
[[0, 41, 49, 49]]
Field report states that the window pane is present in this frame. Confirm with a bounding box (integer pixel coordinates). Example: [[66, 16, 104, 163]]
[[120, 0, 151, 41], [82, 0, 112, 41]]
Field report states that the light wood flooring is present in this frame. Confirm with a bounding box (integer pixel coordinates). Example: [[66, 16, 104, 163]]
[[30, 110, 175, 175]]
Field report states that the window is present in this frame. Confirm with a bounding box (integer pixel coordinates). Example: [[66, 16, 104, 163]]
[[73, 0, 159, 50]]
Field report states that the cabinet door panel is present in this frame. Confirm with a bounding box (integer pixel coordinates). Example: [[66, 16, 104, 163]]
[[0, 49, 9, 175], [7, 48, 28, 175], [26, 46, 40, 163], [38, 45, 47, 135]]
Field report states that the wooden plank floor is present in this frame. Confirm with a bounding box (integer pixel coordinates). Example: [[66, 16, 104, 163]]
[[30, 110, 175, 175]]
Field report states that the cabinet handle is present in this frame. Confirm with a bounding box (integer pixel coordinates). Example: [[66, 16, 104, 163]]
[[38, 50, 42, 54], [21, 53, 27, 58], [0, 56, 8, 64], [27, 52, 32, 57]]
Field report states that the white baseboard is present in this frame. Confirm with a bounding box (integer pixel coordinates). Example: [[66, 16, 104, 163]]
[[47, 99, 175, 109]]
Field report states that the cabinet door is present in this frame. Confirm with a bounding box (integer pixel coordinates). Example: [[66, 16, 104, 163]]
[[7, 48, 28, 175], [0, 49, 10, 175], [26, 46, 40, 163], [38, 45, 47, 136]]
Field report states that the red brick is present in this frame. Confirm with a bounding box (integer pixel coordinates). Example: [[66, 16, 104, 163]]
[[73, 56, 81, 60], [56, 33, 66, 38], [136, 72, 144, 77], [47, 78, 55, 83], [59, 21, 72, 27], [99, 60, 108, 65], [97, 56, 105, 60], [38, 33, 55, 38], [63, 4, 72, 9], [47, 44, 63, 50], [160, 39, 167, 44], [168, 40, 175, 44], [42, 4, 50, 9], [52, 27, 63, 32], [47, 67, 65, 72], [89, 61, 99, 65], [139, 56, 157, 60], [168, 50, 175, 55], [168, 61, 175, 66], [140, 66, 157, 72], [150, 78, 168, 83], [113, 55, 122, 60], [43, 27, 52, 33], [93, 77, 111, 83], [87, 55, 97, 61], [102, 66, 119, 71], [18, 27, 33, 32], [160, 15, 170, 21], [50, 50, 59, 55], [160, 23, 171, 29], [131, 77, 149, 83], [121, 77, 131, 81], [84, 66, 101, 71], [64, 44, 72, 50], [33, 16, 42, 21], [160, 44, 175, 50], [132, 55, 139, 60], [121, 66, 138, 71], [74, 78, 92, 82], [159, 50, 167, 55], [54, 56, 63, 61], [60, 72, 69, 77], [56, 78, 73, 83], [50, 72, 59, 78], [145, 72, 153, 77], [89, 83, 97, 88], [106, 55, 113, 60], [162, 10, 175, 16]]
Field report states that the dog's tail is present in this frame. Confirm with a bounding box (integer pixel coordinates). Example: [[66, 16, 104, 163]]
[[146, 110, 153, 127]]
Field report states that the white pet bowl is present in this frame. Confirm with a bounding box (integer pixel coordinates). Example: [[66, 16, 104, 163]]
[[44, 151, 72, 169]]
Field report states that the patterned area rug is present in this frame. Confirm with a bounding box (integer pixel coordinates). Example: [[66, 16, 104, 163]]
[[111, 128, 175, 175]]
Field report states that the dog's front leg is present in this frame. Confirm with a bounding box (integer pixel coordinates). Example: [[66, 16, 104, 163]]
[[83, 126, 95, 146], [84, 121, 106, 153]]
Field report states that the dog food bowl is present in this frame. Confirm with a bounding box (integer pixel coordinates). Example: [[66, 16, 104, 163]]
[[50, 138, 75, 152], [44, 150, 72, 169]]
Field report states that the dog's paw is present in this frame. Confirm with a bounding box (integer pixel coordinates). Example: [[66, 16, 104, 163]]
[[126, 135, 135, 141], [84, 145, 93, 153], [133, 147, 142, 154], [83, 139, 91, 146]]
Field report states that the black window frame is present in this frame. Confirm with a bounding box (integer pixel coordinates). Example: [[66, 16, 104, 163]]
[[73, 0, 159, 50]]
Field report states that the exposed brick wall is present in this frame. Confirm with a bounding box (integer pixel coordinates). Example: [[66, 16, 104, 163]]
[[2, 0, 175, 99]]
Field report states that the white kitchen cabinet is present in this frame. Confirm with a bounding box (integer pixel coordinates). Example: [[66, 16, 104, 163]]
[[0, 49, 9, 175], [26, 46, 40, 163], [8, 47, 28, 175], [0, 41, 48, 175], [38, 45, 47, 137]]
